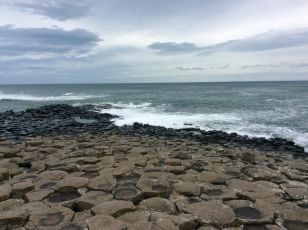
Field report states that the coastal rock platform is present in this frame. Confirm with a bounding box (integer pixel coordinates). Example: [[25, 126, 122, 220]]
[[0, 104, 307, 229]]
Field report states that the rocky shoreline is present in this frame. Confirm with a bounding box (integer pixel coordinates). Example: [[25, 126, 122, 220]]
[[0, 104, 307, 229], [0, 104, 306, 157]]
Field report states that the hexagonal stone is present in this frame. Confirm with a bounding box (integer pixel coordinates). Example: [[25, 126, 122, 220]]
[[25, 189, 54, 202], [278, 202, 308, 229], [12, 181, 35, 198], [38, 170, 68, 181], [88, 214, 127, 230], [173, 182, 201, 197], [88, 174, 117, 192], [48, 163, 78, 172], [280, 181, 308, 201], [0, 208, 28, 229], [0, 168, 9, 181], [26, 140, 44, 147], [227, 179, 282, 201], [0, 184, 12, 202], [152, 218, 178, 230], [201, 185, 236, 201], [91, 200, 136, 217], [136, 172, 171, 198], [75, 191, 113, 211], [0, 199, 25, 211], [184, 200, 235, 227], [139, 197, 176, 214], [0, 148, 19, 158], [29, 206, 74, 230], [197, 171, 221, 183], [57, 222, 88, 230], [165, 165, 186, 175], [55, 176, 89, 192], [165, 158, 182, 166], [243, 166, 285, 183], [117, 210, 150, 225], [72, 210, 92, 223], [112, 187, 143, 203], [226, 199, 276, 224], [150, 212, 198, 230]]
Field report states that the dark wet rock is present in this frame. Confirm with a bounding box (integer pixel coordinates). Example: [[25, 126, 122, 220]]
[[190, 161, 206, 172], [0, 104, 306, 156], [38, 180, 57, 190], [234, 207, 262, 219], [46, 191, 80, 204]]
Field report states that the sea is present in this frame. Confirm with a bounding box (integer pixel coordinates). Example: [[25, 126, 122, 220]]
[[0, 81, 307, 151]]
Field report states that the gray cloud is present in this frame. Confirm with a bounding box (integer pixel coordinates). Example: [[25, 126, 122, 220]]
[[176, 64, 230, 71], [148, 42, 203, 54], [199, 28, 308, 55], [14, 0, 92, 21], [150, 28, 308, 56], [176, 66, 204, 71], [242, 62, 308, 69], [0, 25, 101, 58]]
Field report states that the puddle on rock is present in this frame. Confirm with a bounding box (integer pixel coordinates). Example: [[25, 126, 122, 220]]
[[47, 192, 80, 203], [234, 207, 262, 219]]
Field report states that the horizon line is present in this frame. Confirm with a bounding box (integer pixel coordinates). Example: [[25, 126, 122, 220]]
[[1, 79, 308, 86]]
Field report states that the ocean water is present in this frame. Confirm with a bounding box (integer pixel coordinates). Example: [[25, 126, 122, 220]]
[[0, 82, 307, 151]]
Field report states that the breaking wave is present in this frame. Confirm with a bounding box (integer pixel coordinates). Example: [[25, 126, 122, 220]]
[[97, 101, 308, 151], [0, 92, 107, 101]]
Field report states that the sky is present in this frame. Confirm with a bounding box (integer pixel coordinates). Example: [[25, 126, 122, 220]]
[[1, 0, 308, 84]]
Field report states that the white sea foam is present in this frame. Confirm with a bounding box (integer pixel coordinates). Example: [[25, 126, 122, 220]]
[[101, 102, 240, 129], [99, 101, 308, 152], [0, 92, 107, 101]]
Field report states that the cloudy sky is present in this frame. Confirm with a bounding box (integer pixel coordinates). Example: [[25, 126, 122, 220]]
[[1, 0, 308, 83]]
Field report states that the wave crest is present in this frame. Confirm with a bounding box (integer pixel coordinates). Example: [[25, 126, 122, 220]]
[[0, 92, 107, 101]]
